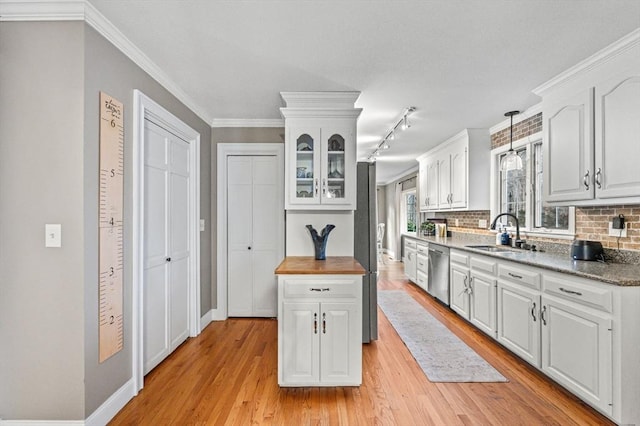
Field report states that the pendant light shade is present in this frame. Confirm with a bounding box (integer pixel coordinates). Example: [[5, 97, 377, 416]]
[[500, 110, 522, 172]]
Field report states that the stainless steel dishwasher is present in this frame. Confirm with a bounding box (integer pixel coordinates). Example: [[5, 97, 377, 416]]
[[427, 244, 450, 305]]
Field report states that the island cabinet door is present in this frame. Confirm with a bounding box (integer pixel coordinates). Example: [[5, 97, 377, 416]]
[[319, 302, 362, 385], [282, 302, 320, 384]]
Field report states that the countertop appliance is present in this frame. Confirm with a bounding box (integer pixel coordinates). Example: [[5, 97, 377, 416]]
[[427, 243, 450, 305], [354, 162, 378, 343], [571, 240, 604, 261]]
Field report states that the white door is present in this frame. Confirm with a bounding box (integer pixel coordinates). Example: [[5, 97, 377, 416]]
[[449, 145, 467, 209], [320, 302, 361, 384], [449, 265, 470, 318], [541, 295, 612, 416], [282, 301, 320, 384], [228, 155, 280, 317], [143, 119, 190, 374], [469, 271, 496, 337], [595, 75, 640, 199], [497, 280, 541, 367]]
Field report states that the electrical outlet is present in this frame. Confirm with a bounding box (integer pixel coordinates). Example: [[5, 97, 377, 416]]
[[479, 219, 487, 228], [609, 221, 628, 237], [455, 219, 460, 227], [200, 219, 205, 231]]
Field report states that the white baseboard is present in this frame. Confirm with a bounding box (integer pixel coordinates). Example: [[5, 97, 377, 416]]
[[0, 378, 135, 426], [0, 421, 83, 426], [85, 378, 135, 426], [210, 308, 227, 321], [200, 309, 213, 330]]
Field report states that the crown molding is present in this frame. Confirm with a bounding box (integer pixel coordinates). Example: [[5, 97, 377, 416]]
[[377, 165, 419, 186], [532, 27, 640, 96], [280, 91, 361, 109], [0, 0, 214, 125], [489, 102, 542, 134], [211, 118, 284, 128]]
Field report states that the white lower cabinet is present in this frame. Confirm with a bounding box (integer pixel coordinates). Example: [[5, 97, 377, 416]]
[[494, 261, 620, 422], [278, 275, 362, 386], [450, 263, 471, 318], [449, 250, 497, 338], [469, 270, 497, 337], [403, 238, 417, 283], [540, 294, 612, 417], [497, 280, 541, 367]]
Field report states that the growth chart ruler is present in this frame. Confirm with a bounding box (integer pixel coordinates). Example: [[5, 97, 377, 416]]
[[98, 92, 124, 362]]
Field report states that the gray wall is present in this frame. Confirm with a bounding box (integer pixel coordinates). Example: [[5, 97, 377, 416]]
[[83, 24, 212, 416], [0, 21, 212, 420], [0, 21, 86, 420], [210, 127, 283, 308]]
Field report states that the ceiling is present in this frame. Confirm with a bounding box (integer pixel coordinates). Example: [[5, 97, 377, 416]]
[[88, 0, 640, 183]]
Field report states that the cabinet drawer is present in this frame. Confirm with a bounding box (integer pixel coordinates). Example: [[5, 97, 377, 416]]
[[416, 242, 429, 256], [282, 278, 360, 299], [416, 254, 428, 273], [470, 256, 496, 275], [450, 250, 469, 266], [498, 264, 540, 289], [417, 270, 428, 289], [543, 274, 613, 313], [404, 239, 417, 250]]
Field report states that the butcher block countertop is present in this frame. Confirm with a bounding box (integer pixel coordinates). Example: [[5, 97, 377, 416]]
[[275, 256, 366, 275]]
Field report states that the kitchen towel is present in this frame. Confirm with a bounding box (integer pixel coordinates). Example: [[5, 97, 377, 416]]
[[378, 290, 508, 382]]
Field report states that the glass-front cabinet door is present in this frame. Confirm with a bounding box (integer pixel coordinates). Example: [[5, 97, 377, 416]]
[[321, 131, 347, 205], [294, 131, 319, 203], [286, 125, 354, 209]]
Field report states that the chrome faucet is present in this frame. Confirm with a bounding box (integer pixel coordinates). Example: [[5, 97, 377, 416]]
[[490, 213, 523, 247]]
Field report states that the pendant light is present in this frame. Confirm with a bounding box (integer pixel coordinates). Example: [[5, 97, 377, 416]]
[[500, 110, 522, 171]]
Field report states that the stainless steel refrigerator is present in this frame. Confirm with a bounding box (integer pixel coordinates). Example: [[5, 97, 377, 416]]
[[354, 162, 378, 343]]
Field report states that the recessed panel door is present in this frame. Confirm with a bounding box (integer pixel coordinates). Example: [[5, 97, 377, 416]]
[[143, 119, 190, 374]]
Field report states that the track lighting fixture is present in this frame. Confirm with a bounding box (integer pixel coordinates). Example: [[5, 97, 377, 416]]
[[500, 110, 522, 171], [369, 107, 416, 161]]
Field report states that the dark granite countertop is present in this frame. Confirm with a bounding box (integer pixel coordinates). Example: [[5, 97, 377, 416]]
[[404, 234, 640, 287]]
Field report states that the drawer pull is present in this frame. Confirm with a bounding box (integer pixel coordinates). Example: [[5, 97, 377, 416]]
[[309, 288, 331, 292], [508, 272, 523, 279], [559, 287, 582, 296]]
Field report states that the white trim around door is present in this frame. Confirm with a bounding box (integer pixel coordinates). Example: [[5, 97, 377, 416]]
[[132, 90, 201, 393], [215, 143, 284, 321]]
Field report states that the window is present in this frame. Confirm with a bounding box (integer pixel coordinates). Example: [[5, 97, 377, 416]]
[[401, 189, 417, 235], [493, 138, 574, 236]]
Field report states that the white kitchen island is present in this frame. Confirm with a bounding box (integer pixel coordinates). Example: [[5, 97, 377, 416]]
[[275, 256, 365, 387]]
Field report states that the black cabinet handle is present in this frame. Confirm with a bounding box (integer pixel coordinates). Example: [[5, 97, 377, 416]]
[[166, 257, 171, 262], [248, 246, 252, 250]]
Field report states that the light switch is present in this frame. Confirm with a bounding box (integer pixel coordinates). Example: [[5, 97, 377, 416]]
[[45, 224, 62, 247], [200, 219, 205, 232]]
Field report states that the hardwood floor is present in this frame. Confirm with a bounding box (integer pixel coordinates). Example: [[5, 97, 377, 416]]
[[110, 257, 613, 425]]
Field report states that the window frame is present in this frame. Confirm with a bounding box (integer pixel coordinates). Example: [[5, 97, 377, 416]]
[[400, 188, 417, 236], [490, 132, 575, 239]]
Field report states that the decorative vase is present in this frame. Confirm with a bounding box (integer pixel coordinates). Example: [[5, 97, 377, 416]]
[[306, 224, 335, 260]]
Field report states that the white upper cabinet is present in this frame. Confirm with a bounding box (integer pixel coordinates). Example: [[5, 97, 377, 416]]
[[417, 129, 490, 212], [281, 92, 362, 210], [535, 29, 640, 206], [594, 75, 640, 200]]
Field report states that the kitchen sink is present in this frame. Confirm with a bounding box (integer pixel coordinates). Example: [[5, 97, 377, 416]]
[[465, 245, 514, 252]]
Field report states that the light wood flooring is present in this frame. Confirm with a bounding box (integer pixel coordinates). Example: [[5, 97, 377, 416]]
[[110, 257, 612, 425]]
